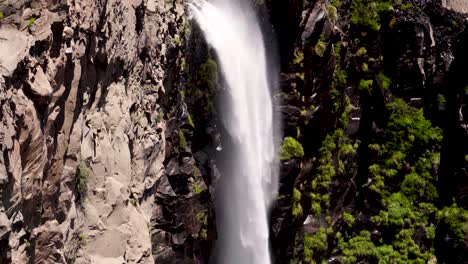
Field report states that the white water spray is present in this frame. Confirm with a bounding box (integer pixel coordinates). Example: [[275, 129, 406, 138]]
[[190, 0, 278, 263]]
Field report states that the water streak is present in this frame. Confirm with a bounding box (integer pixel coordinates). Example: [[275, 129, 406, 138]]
[[190, 0, 278, 263]]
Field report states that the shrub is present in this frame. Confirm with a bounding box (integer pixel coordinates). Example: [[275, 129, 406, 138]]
[[343, 212, 355, 225], [350, 0, 393, 31], [280, 137, 304, 161], [76, 162, 89, 195], [304, 228, 328, 262], [437, 205, 468, 250], [199, 58, 218, 91]]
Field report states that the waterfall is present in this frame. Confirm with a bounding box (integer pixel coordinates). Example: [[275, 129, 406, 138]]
[[189, 0, 278, 263]]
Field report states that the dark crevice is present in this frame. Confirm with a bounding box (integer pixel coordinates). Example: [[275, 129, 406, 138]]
[[50, 22, 64, 58]]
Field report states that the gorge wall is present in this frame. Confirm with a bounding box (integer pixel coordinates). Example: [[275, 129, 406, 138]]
[[0, 0, 215, 263], [0, 0, 468, 263]]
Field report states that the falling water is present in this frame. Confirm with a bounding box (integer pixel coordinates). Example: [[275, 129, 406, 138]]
[[189, 0, 278, 263]]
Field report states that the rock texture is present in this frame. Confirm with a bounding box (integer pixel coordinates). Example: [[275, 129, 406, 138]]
[[2, 0, 468, 263], [266, 0, 468, 263], [0, 0, 214, 263]]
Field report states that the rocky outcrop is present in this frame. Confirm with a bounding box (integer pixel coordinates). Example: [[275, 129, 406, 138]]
[[267, 0, 468, 263], [0, 0, 214, 263]]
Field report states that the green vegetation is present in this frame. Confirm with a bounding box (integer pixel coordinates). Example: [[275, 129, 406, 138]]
[[401, 3, 413, 10], [198, 59, 218, 91], [187, 114, 195, 128], [180, 58, 187, 72], [76, 162, 89, 195], [186, 58, 219, 116], [436, 205, 468, 254], [359, 79, 373, 92], [330, 0, 341, 8], [343, 212, 355, 226], [338, 99, 443, 262], [292, 188, 303, 217], [304, 228, 328, 262], [199, 228, 208, 239], [378, 72, 391, 90], [293, 49, 304, 66], [315, 41, 327, 57], [79, 233, 88, 245], [178, 130, 188, 150], [310, 128, 359, 217], [292, 95, 461, 263], [280, 137, 305, 161], [194, 184, 204, 194], [356, 47, 367, 56], [27, 17, 36, 28], [129, 198, 137, 206], [0, 12, 4, 20], [350, 0, 394, 31], [327, 5, 338, 22]]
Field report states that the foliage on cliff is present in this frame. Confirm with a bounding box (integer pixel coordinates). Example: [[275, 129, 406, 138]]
[[270, 0, 468, 263]]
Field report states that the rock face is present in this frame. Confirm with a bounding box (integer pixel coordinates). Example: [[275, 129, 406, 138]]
[[442, 0, 468, 13], [1, 0, 468, 263], [266, 0, 468, 263], [0, 0, 214, 263]]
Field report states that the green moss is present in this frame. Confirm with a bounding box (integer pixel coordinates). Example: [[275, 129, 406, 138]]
[[199, 229, 208, 239], [194, 185, 204, 194], [304, 228, 328, 262], [343, 212, 355, 225], [332, 69, 347, 90], [178, 130, 187, 150], [437, 205, 468, 249], [199, 58, 218, 91], [356, 47, 367, 56], [180, 58, 187, 72], [0, 12, 4, 20], [378, 72, 391, 90], [292, 202, 303, 218], [129, 198, 137, 206], [180, 19, 190, 36], [292, 188, 303, 217], [187, 114, 195, 128], [315, 41, 327, 57], [327, 5, 338, 22], [330, 0, 341, 7], [293, 50, 304, 66], [27, 17, 37, 28], [401, 3, 413, 10], [361, 62, 369, 72], [280, 137, 304, 161], [334, 42, 342, 59], [311, 201, 321, 217], [292, 188, 301, 203], [359, 79, 373, 92]]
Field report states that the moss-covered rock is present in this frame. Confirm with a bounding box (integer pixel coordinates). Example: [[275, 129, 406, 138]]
[[280, 137, 305, 161]]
